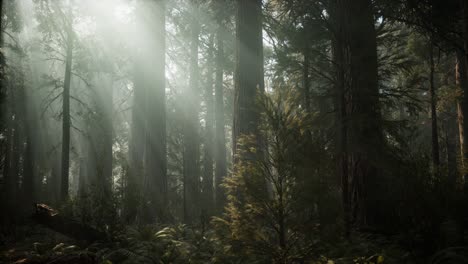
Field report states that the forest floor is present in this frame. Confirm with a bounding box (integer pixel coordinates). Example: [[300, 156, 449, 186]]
[[0, 221, 98, 264]]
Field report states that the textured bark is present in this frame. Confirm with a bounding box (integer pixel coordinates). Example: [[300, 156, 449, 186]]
[[202, 35, 215, 217], [233, 0, 264, 156], [215, 24, 227, 213], [95, 76, 113, 195], [0, 0, 4, 124], [60, 29, 73, 202], [183, 2, 201, 224], [10, 87, 22, 206], [456, 51, 468, 181], [144, 0, 167, 222], [128, 51, 146, 222], [333, 0, 383, 228], [2, 114, 12, 202], [459, 0, 468, 188], [23, 128, 35, 206], [429, 42, 440, 175], [233, 0, 266, 202], [303, 46, 311, 112], [330, 0, 350, 238]]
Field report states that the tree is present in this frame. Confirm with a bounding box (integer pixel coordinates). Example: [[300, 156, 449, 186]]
[[429, 40, 440, 174], [183, 0, 201, 224], [60, 20, 73, 201], [214, 90, 313, 263], [459, 0, 468, 186], [214, 18, 228, 213], [144, 0, 168, 222], [331, 0, 384, 228], [233, 0, 264, 158], [202, 34, 215, 218]]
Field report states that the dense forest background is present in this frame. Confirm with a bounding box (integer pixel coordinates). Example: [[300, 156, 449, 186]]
[[1, 0, 468, 263]]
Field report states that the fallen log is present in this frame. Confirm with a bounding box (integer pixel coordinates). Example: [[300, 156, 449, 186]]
[[32, 203, 107, 243]]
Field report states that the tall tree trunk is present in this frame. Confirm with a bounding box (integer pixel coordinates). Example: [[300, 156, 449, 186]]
[[459, 0, 468, 189], [0, 0, 5, 130], [3, 113, 12, 203], [128, 52, 146, 222], [303, 46, 311, 112], [215, 24, 227, 213], [202, 34, 215, 218], [233, 0, 264, 157], [129, 0, 168, 223], [183, 2, 201, 224], [144, 0, 167, 223], [330, 0, 350, 238], [429, 42, 440, 175], [95, 75, 113, 196], [60, 29, 73, 202], [332, 0, 383, 228], [457, 51, 468, 182]]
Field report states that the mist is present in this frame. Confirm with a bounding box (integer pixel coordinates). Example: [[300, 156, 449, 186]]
[[1, 0, 468, 263]]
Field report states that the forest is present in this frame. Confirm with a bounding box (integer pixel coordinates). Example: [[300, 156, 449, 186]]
[[1, 0, 468, 263]]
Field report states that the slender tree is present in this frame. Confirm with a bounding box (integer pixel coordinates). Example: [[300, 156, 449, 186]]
[[457, 51, 468, 180], [202, 34, 215, 217], [183, 0, 201, 224], [429, 41, 440, 175], [214, 21, 228, 213]]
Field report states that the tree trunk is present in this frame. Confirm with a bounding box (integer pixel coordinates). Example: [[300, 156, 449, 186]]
[[129, 0, 168, 223], [332, 0, 383, 228], [330, 0, 350, 238], [94, 75, 113, 196], [429, 41, 440, 175], [458, 0, 468, 189], [303, 46, 311, 112], [183, 2, 201, 224], [457, 50, 468, 182], [202, 34, 215, 218], [60, 29, 73, 202], [233, 0, 264, 158], [128, 49, 146, 222], [215, 23, 228, 214]]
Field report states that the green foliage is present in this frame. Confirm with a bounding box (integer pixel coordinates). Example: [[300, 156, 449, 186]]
[[212, 89, 315, 263]]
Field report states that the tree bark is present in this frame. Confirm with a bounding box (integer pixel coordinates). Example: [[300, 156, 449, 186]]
[[144, 0, 167, 223], [303, 46, 311, 112], [183, 2, 201, 224], [330, 0, 350, 238], [457, 50, 468, 182], [215, 23, 228, 213], [233, 0, 264, 157], [429, 41, 440, 175], [459, 0, 468, 189], [60, 29, 73, 202], [332, 0, 383, 228], [202, 34, 215, 218]]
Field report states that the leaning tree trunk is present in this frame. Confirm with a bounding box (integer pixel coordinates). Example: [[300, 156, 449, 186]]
[[183, 2, 201, 224], [60, 29, 73, 202], [214, 23, 228, 213]]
